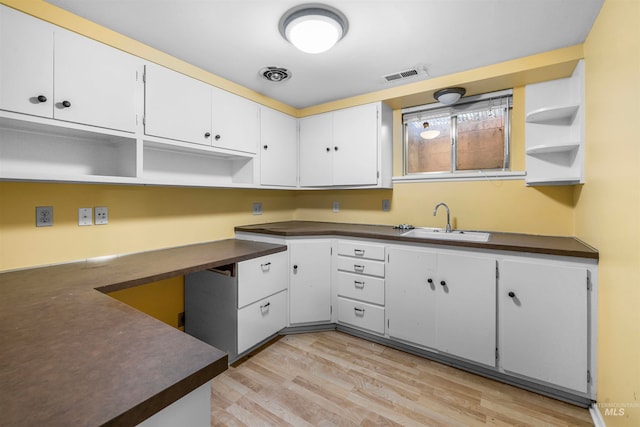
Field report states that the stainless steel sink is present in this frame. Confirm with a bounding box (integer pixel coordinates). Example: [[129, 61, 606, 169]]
[[401, 227, 490, 242]]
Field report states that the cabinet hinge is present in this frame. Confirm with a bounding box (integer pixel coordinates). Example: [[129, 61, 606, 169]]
[[587, 370, 592, 383], [142, 70, 146, 83], [377, 171, 380, 179], [142, 116, 146, 126], [496, 261, 499, 280], [587, 272, 592, 291], [330, 305, 333, 315], [495, 347, 499, 361]]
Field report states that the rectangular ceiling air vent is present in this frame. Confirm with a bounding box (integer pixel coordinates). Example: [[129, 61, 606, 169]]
[[383, 68, 421, 83]]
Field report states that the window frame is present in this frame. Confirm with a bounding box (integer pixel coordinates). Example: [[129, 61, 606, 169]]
[[402, 89, 514, 179]]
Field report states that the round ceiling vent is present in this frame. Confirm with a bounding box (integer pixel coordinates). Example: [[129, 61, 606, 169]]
[[259, 67, 291, 82]]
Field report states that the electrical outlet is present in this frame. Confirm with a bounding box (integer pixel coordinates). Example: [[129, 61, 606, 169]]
[[78, 208, 92, 226], [94, 207, 108, 225], [252, 202, 263, 215], [36, 206, 53, 227], [333, 201, 340, 212], [382, 199, 391, 212]]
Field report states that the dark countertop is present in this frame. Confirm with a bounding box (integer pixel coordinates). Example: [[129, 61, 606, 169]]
[[0, 239, 287, 427], [235, 221, 598, 260]]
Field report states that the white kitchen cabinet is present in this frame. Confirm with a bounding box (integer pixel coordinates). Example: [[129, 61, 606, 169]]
[[500, 258, 590, 393], [299, 102, 392, 188], [386, 246, 438, 349], [144, 63, 212, 146], [436, 253, 496, 366], [387, 246, 496, 367], [336, 240, 386, 335], [299, 111, 333, 186], [0, 5, 54, 119], [260, 107, 297, 187], [211, 86, 259, 154], [525, 60, 584, 185], [0, 5, 138, 133], [185, 251, 288, 363], [289, 240, 332, 325]]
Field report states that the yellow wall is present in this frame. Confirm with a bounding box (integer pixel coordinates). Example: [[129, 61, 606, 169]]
[[575, 0, 640, 425]]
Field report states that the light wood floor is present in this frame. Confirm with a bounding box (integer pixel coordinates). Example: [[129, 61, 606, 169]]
[[211, 331, 593, 426]]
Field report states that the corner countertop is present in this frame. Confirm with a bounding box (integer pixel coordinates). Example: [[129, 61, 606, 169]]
[[235, 221, 598, 260], [0, 239, 287, 427]]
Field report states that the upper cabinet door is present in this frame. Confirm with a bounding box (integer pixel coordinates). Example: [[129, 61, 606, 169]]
[[211, 86, 258, 154], [260, 107, 297, 187], [299, 112, 333, 186], [54, 29, 138, 133], [144, 63, 212, 146], [0, 5, 54, 118], [332, 103, 378, 186]]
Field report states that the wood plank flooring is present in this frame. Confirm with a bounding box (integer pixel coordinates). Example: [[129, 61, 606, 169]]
[[211, 331, 593, 426]]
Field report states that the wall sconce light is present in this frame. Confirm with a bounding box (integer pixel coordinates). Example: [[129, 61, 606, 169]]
[[434, 87, 466, 105], [279, 4, 349, 54], [420, 122, 440, 140]]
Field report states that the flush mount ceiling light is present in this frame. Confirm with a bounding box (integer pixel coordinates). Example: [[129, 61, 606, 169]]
[[279, 4, 349, 54], [434, 87, 466, 105], [420, 122, 440, 140]]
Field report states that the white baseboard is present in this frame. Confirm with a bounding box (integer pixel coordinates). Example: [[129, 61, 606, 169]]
[[590, 404, 606, 427]]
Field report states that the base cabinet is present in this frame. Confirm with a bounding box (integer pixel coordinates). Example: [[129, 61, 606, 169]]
[[185, 251, 288, 362], [387, 246, 496, 367], [499, 258, 590, 393], [289, 240, 332, 325]]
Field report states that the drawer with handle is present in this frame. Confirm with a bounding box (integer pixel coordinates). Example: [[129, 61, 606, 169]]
[[337, 297, 385, 335], [238, 251, 288, 308], [337, 241, 385, 261], [336, 256, 384, 278], [237, 290, 287, 354], [337, 271, 384, 305]]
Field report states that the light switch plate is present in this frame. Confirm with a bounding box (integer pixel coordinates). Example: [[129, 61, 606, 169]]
[[382, 199, 391, 212], [333, 201, 340, 212], [252, 202, 263, 215], [78, 208, 92, 226]]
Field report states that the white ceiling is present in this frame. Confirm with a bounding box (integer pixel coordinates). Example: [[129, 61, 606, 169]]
[[46, 0, 603, 109]]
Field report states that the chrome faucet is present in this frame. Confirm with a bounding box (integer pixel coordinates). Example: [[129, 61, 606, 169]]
[[433, 202, 452, 232]]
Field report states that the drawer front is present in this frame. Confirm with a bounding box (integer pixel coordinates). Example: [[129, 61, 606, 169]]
[[337, 257, 385, 278], [337, 272, 384, 305], [338, 297, 385, 335], [337, 241, 385, 261], [237, 290, 287, 354], [238, 251, 288, 308]]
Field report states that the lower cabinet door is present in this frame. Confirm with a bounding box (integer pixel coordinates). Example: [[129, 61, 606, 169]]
[[337, 297, 385, 335], [237, 290, 287, 354]]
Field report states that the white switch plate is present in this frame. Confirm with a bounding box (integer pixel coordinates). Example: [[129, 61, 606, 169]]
[[382, 199, 391, 212], [333, 201, 340, 212], [78, 208, 92, 226], [252, 202, 263, 215], [95, 206, 108, 225]]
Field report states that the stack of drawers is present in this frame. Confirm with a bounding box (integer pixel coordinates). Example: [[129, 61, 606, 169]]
[[336, 240, 386, 335]]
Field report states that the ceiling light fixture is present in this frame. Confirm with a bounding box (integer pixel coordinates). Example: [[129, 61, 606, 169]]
[[434, 87, 466, 105], [420, 122, 440, 140], [279, 4, 349, 54]]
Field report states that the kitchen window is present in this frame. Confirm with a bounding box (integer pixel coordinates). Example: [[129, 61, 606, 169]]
[[401, 90, 516, 181]]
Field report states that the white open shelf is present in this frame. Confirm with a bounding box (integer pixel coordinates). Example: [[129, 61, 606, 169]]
[[525, 105, 579, 124], [526, 142, 580, 156], [0, 114, 139, 183]]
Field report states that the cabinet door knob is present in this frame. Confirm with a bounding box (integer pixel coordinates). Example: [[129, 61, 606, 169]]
[[427, 278, 433, 284], [36, 95, 47, 103], [61, 100, 71, 108], [263, 145, 268, 150], [440, 280, 447, 287], [293, 264, 298, 271], [204, 132, 211, 138], [214, 134, 221, 141], [334, 146, 339, 151], [326, 147, 331, 152], [508, 291, 516, 298]]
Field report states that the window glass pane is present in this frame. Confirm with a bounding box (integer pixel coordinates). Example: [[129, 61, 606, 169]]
[[406, 116, 451, 173], [456, 108, 506, 171]]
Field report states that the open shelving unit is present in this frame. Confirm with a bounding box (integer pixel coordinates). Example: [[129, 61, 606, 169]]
[[524, 60, 584, 186]]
